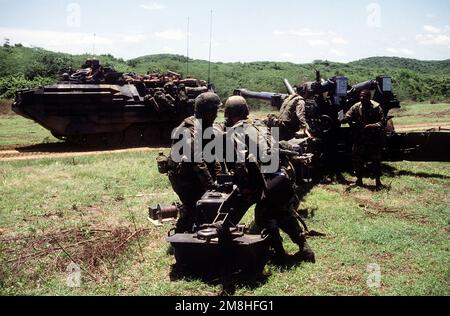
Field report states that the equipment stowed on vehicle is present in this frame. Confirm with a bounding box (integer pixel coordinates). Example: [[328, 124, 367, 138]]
[[13, 59, 214, 147]]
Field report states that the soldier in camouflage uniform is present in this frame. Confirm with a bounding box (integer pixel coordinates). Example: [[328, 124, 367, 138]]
[[168, 92, 223, 233], [264, 94, 307, 141], [224, 96, 315, 262], [341, 90, 385, 188]]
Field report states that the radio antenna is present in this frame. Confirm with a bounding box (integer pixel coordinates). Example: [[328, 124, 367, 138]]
[[208, 10, 213, 84], [93, 33, 96, 56], [186, 17, 190, 76]]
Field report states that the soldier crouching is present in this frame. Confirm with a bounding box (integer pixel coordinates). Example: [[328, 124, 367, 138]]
[[223, 96, 315, 263], [167, 92, 223, 233]]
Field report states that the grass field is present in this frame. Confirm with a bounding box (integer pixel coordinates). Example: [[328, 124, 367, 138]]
[[390, 103, 450, 126], [0, 102, 449, 148], [0, 103, 449, 296]]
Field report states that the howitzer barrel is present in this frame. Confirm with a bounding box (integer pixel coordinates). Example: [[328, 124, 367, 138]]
[[348, 79, 378, 95], [284, 79, 296, 95], [234, 89, 287, 109], [234, 89, 285, 101]]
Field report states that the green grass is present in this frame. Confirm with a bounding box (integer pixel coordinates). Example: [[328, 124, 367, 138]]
[[1, 102, 448, 149], [0, 115, 59, 146], [0, 102, 449, 296], [0, 151, 449, 296], [391, 103, 450, 126]]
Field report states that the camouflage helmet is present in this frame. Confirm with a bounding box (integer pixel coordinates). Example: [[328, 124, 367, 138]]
[[194, 92, 222, 116], [224, 96, 250, 119]]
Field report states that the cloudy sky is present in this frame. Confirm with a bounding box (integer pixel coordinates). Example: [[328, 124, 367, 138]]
[[0, 0, 449, 63]]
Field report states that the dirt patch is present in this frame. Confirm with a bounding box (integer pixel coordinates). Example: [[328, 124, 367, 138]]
[[0, 145, 165, 161], [0, 226, 150, 283], [397, 109, 450, 118], [323, 186, 433, 224], [394, 123, 450, 131], [0, 100, 13, 115]]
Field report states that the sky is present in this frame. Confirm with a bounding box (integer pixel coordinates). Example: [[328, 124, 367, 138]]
[[0, 0, 449, 63]]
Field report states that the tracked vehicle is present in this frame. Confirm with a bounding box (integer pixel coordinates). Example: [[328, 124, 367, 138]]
[[13, 60, 212, 147]]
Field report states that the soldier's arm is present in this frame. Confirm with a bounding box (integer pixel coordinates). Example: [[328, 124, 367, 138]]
[[342, 106, 362, 129], [214, 161, 223, 177], [189, 127, 216, 189], [231, 128, 252, 190], [295, 99, 307, 128], [374, 106, 386, 128], [192, 161, 216, 189], [366, 106, 386, 129], [341, 106, 354, 124]]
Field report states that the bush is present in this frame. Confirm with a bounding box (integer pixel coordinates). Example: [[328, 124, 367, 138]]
[[0, 74, 55, 99]]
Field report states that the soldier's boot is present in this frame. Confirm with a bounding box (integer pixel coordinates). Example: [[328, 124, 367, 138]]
[[375, 177, 383, 190], [297, 240, 316, 263], [355, 178, 364, 187], [352, 158, 364, 187], [374, 162, 383, 189], [272, 242, 287, 261], [265, 226, 287, 260], [278, 217, 315, 263]]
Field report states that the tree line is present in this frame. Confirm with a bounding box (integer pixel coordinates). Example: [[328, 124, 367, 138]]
[[1, 43, 449, 104]]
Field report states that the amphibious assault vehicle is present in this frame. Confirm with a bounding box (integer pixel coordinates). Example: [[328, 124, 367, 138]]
[[13, 59, 212, 147]]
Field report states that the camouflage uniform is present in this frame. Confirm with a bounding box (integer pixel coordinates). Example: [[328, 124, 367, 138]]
[[226, 119, 311, 258], [344, 101, 385, 180], [266, 95, 307, 141], [168, 116, 222, 233]]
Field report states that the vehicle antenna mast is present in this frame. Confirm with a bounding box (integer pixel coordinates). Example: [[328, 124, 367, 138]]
[[186, 17, 190, 77], [208, 10, 213, 84], [93, 33, 96, 57]]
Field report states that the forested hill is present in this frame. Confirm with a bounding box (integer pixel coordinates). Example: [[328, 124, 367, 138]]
[[1, 44, 449, 103]]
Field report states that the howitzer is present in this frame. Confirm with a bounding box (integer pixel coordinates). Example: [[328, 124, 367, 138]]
[[234, 75, 349, 110], [236, 75, 449, 171]]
